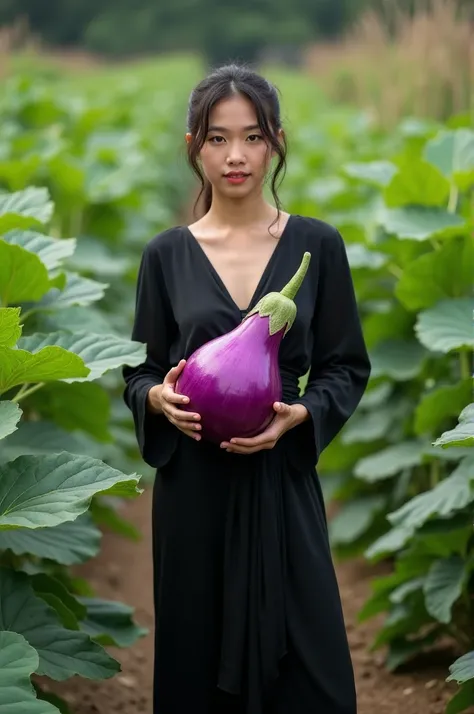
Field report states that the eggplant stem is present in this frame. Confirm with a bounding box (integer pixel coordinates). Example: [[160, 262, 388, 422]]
[[280, 252, 311, 300]]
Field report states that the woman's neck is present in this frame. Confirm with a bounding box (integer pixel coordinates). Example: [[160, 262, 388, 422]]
[[205, 192, 278, 229]]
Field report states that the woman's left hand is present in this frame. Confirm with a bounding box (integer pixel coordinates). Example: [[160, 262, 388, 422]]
[[221, 402, 308, 455]]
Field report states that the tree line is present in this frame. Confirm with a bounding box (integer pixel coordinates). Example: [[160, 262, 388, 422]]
[[0, 0, 470, 65]]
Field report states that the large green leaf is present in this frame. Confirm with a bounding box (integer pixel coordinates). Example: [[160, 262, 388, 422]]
[[369, 340, 428, 380], [395, 237, 473, 311], [0, 631, 59, 714], [30, 381, 112, 442], [67, 236, 131, 277], [383, 159, 450, 208], [388, 456, 474, 531], [0, 307, 22, 346], [425, 129, 474, 190], [415, 381, 473, 436], [0, 240, 52, 305], [342, 160, 397, 187], [415, 298, 473, 352], [31, 573, 87, 628], [0, 187, 53, 234], [0, 567, 120, 681], [448, 651, 474, 684], [423, 556, 466, 624], [0, 451, 141, 530], [355, 441, 427, 483], [0, 345, 89, 394], [77, 597, 148, 647], [0, 401, 22, 440], [445, 680, 474, 714], [2, 230, 77, 272], [329, 496, 386, 544], [380, 206, 466, 241], [19, 331, 146, 381], [37, 272, 108, 310], [0, 512, 101, 565], [345, 243, 387, 270], [434, 404, 474, 449]]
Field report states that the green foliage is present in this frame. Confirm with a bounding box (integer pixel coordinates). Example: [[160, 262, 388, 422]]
[[279, 90, 473, 712], [0, 59, 197, 711]]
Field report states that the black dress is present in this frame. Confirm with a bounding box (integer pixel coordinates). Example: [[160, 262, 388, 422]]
[[122, 214, 371, 714]]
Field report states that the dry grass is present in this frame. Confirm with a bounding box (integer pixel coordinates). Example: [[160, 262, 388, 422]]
[[305, 0, 473, 127]]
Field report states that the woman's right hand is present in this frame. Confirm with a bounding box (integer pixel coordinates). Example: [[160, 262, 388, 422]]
[[148, 359, 201, 441]]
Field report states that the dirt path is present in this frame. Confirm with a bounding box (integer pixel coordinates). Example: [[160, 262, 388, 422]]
[[44, 486, 458, 714]]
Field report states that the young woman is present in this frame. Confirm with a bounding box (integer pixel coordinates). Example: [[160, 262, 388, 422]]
[[123, 63, 371, 714]]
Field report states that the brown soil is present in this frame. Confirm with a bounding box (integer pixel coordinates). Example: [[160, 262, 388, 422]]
[[42, 486, 460, 714]]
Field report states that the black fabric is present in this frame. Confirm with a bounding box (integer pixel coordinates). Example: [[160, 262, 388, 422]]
[[123, 214, 371, 714]]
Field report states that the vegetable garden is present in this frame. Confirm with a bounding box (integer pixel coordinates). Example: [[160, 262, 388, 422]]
[[0, 55, 473, 714]]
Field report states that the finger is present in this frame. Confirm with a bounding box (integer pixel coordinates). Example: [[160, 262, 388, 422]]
[[179, 426, 201, 441], [163, 388, 191, 406], [165, 406, 201, 424], [224, 430, 278, 448]]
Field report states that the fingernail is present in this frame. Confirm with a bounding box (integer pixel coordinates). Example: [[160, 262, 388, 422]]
[[194, 435, 200, 441], [182, 397, 188, 403]]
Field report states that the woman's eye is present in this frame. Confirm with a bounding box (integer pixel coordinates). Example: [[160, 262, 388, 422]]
[[247, 134, 263, 142], [209, 136, 225, 144]]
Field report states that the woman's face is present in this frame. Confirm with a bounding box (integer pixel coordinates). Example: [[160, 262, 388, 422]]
[[188, 93, 276, 202]]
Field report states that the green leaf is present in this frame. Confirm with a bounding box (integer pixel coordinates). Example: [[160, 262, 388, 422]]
[[369, 340, 427, 380], [448, 651, 474, 684], [385, 630, 443, 672], [380, 206, 466, 241], [37, 272, 108, 310], [0, 307, 22, 346], [0, 512, 101, 565], [345, 243, 387, 270], [18, 331, 146, 381], [30, 382, 112, 442], [77, 597, 148, 647], [0, 240, 52, 305], [0, 452, 141, 530], [395, 237, 474, 311], [2, 230, 77, 272], [0, 567, 120, 681], [425, 129, 474, 190], [90, 499, 141, 542], [0, 631, 59, 713], [445, 680, 474, 714], [434, 404, 474, 449], [359, 382, 393, 409], [31, 573, 87, 622], [0, 345, 89, 394], [423, 556, 466, 623], [67, 236, 131, 277], [329, 496, 386, 544], [388, 456, 474, 531], [0, 187, 53, 233], [384, 159, 450, 208], [415, 381, 473, 436], [342, 160, 397, 187], [0, 401, 22, 440], [355, 441, 427, 482], [415, 298, 474, 352]]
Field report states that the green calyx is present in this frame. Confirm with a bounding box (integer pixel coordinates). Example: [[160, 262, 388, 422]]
[[245, 251, 311, 336]]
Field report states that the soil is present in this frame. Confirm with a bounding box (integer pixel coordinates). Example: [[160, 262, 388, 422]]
[[41, 485, 462, 714]]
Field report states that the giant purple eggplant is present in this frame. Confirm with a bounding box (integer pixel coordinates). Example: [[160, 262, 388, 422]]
[[175, 251, 311, 444]]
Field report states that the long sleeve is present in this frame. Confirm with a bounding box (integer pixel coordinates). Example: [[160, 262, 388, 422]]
[[122, 242, 179, 469], [290, 229, 371, 470]]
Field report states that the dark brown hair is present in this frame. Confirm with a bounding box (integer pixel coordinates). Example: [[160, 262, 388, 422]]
[[186, 63, 287, 227]]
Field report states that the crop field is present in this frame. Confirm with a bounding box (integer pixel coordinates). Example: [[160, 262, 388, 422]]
[[0, 52, 472, 714]]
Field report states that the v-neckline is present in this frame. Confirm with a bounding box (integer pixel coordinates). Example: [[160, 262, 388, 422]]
[[184, 214, 294, 314]]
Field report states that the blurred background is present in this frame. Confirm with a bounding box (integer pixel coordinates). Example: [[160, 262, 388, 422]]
[[0, 2, 473, 714]]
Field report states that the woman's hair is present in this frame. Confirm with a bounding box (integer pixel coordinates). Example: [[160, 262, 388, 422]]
[[186, 63, 287, 227]]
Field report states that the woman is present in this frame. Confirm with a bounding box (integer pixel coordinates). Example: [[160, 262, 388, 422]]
[[123, 63, 371, 714]]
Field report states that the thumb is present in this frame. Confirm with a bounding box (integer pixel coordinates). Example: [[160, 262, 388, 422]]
[[165, 359, 186, 383], [273, 401, 291, 415]]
